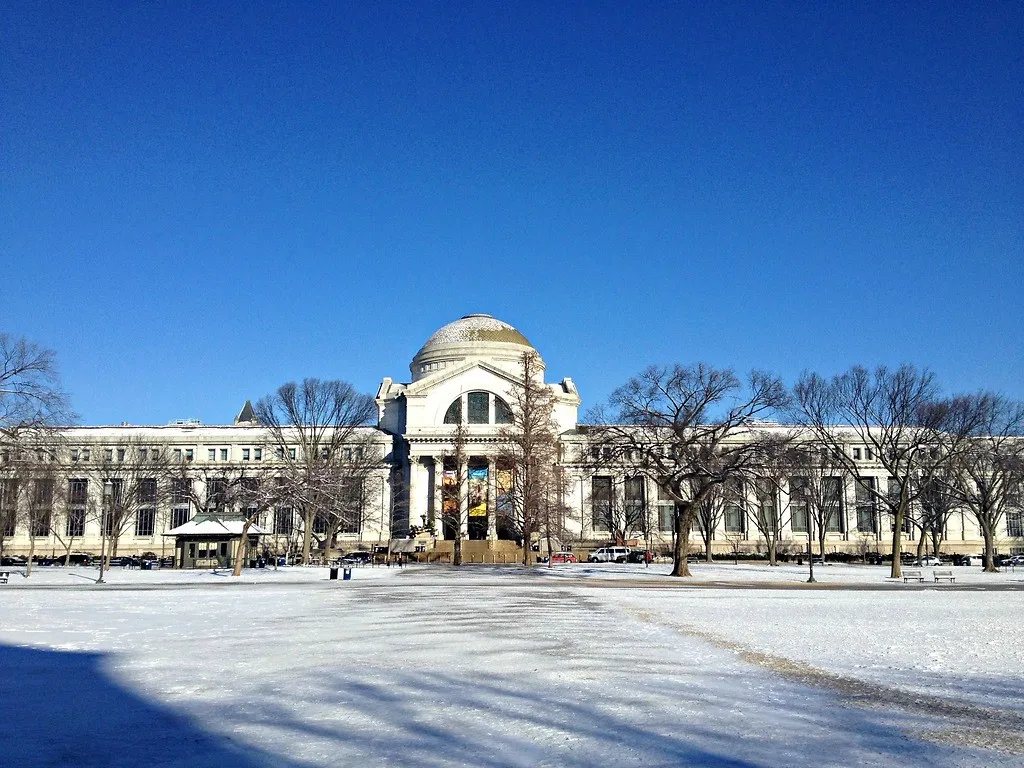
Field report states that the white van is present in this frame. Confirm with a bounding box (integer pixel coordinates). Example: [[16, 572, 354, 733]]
[[587, 547, 630, 563], [960, 554, 985, 566]]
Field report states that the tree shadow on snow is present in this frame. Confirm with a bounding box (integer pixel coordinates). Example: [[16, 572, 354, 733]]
[[0, 643, 305, 768]]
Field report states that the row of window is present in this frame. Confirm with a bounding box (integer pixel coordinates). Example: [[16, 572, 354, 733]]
[[62, 446, 361, 464]]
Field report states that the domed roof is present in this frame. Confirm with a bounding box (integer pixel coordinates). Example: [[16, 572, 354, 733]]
[[421, 314, 532, 349], [410, 314, 538, 381]]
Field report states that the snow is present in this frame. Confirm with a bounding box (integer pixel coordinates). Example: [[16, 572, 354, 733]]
[[1, 565, 1022, 767]]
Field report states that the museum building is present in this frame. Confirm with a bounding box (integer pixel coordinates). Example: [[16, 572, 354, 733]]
[[1, 314, 1020, 563]]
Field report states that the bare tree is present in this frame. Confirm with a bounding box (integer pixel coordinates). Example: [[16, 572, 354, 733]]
[[793, 365, 988, 578], [941, 396, 1024, 572], [917, 472, 958, 560], [0, 334, 74, 439], [497, 351, 565, 566], [254, 378, 377, 565], [692, 481, 725, 563], [589, 364, 790, 577], [439, 420, 470, 566], [87, 439, 175, 582], [787, 442, 849, 580]]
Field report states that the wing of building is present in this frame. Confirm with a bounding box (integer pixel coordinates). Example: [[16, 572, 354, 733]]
[[1, 313, 1020, 565]]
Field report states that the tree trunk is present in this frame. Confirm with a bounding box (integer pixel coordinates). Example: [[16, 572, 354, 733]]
[[301, 510, 313, 564], [231, 523, 253, 577], [96, 532, 107, 583], [545, 529, 554, 568], [671, 505, 693, 577], [915, 533, 926, 563], [889, 504, 905, 579], [704, 533, 713, 563], [26, 534, 35, 578], [930, 530, 942, 557], [982, 523, 997, 572], [767, 538, 777, 566], [454, 529, 463, 566]]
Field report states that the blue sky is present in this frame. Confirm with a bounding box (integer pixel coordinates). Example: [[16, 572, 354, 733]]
[[2, 1, 1021, 425]]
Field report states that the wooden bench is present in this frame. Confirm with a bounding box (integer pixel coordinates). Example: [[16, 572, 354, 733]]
[[0, 570, 9, 584], [933, 568, 956, 583], [902, 569, 925, 583]]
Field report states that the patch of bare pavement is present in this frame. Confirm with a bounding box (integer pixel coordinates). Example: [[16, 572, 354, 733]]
[[630, 608, 1024, 756]]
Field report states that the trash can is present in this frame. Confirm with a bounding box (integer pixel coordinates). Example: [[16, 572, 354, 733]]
[[343, 567, 352, 581], [329, 567, 339, 580]]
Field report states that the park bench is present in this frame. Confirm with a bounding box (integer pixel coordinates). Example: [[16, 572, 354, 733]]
[[0, 570, 9, 584], [902, 569, 925, 583], [933, 569, 955, 583]]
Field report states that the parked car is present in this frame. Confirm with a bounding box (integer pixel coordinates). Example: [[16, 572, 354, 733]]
[[626, 549, 653, 564], [587, 547, 629, 563], [959, 554, 985, 566], [917, 556, 942, 566], [549, 551, 577, 564], [1, 555, 28, 566], [339, 551, 372, 566], [998, 554, 1024, 567]]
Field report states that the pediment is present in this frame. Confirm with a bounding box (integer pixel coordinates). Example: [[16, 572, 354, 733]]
[[402, 359, 524, 397]]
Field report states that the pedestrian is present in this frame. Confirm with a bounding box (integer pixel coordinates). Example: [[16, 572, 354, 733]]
[[644, 550, 652, 568]]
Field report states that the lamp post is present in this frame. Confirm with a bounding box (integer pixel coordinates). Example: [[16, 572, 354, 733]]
[[805, 486, 815, 584]]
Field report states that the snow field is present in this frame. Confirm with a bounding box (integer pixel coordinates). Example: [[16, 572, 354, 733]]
[[1, 569, 1022, 767]]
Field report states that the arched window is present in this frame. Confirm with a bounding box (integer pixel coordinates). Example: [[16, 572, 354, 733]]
[[442, 392, 514, 425], [444, 399, 462, 424], [494, 397, 513, 424]]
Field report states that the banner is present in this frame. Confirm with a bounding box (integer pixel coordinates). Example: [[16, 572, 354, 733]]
[[468, 467, 488, 517]]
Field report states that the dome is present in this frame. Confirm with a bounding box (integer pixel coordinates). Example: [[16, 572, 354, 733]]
[[410, 314, 539, 381], [422, 314, 532, 349]]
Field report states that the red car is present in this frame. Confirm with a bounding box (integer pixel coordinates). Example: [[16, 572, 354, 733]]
[[549, 552, 578, 564]]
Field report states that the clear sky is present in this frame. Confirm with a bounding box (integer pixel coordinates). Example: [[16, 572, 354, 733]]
[[2, 1, 1021, 426]]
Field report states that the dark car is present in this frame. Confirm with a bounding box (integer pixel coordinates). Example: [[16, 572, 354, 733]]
[[1, 555, 27, 566], [339, 551, 372, 566], [627, 549, 653, 564]]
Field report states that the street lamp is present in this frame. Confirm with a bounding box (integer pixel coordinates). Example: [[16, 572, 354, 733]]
[[804, 486, 815, 584]]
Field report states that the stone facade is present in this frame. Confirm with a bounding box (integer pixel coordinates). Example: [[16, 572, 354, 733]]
[[2, 314, 1021, 560]]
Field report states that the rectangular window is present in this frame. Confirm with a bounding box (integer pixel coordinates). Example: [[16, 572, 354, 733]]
[[790, 476, 809, 533], [220, 448, 228, 461], [624, 477, 645, 533], [865, 448, 874, 461], [824, 477, 843, 533], [139, 448, 148, 461], [1008, 509, 1024, 538], [151, 448, 159, 461], [1, 479, 18, 536], [591, 476, 613, 531], [254, 448, 262, 461], [171, 507, 190, 529], [82, 449, 90, 462], [185, 449, 194, 462], [66, 508, 85, 538], [852, 448, 861, 460], [69, 478, 88, 505], [656, 486, 676, 532], [312, 512, 328, 534], [724, 482, 746, 534], [135, 508, 155, 537], [208, 448, 216, 461], [71, 449, 80, 462], [467, 392, 489, 424], [117, 448, 125, 462], [289, 448, 296, 460], [105, 449, 113, 462], [242, 449, 250, 461], [207, 478, 227, 511], [755, 479, 778, 530], [855, 478, 876, 533], [138, 478, 157, 504], [32, 479, 54, 537], [174, 448, 182, 462], [275, 508, 294, 535]]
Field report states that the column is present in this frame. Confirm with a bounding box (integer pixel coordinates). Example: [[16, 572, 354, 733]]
[[408, 456, 424, 531], [487, 459, 498, 540], [432, 456, 445, 539], [459, 460, 470, 538]]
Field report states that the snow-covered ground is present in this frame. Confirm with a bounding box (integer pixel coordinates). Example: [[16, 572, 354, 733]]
[[0, 563, 406, 586], [1, 566, 1021, 767]]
